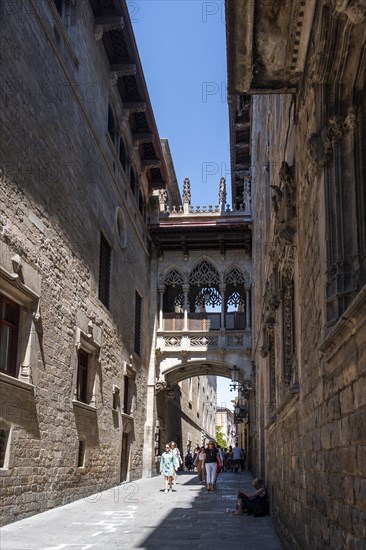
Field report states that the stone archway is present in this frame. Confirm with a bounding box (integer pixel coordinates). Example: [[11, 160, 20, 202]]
[[162, 359, 246, 387]]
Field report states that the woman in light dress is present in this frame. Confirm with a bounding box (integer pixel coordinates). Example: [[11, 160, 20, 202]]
[[170, 441, 182, 485], [196, 445, 206, 484], [160, 443, 176, 493]]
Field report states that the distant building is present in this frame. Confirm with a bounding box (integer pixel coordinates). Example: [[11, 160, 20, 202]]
[[216, 407, 236, 448]]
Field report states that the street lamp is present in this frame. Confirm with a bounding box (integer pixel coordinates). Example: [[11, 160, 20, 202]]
[[231, 364, 239, 382], [230, 365, 241, 392]]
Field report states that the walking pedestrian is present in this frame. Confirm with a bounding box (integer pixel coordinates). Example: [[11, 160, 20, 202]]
[[225, 445, 233, 471], [170, 441, 182, 485], [196, 445, 206, 484], [184, 451, 193, 471], [231, 443, 242, 472], [192, 446, 200, 471], [240, 448, 246, 471], [202, 440, 221, 491], [160, 444, 176, 493], [214, 445, 225, 486]]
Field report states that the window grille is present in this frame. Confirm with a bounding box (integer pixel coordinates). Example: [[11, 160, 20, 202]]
[[99, 233, 111, 309]]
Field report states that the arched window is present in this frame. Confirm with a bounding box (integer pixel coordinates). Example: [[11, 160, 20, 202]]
[[225, 267, 246, 329], [163, 269, 184, 313]]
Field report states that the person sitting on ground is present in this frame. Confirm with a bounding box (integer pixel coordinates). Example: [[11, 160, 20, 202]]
[[232, 478, 267, 515]]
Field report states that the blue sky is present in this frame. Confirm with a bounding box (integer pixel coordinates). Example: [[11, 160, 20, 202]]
[[131, 1, 235, 410], [131, 0, 231, 208]]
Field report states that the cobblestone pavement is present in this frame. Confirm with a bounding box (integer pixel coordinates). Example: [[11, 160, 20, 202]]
[[1, 471, 283, 550]]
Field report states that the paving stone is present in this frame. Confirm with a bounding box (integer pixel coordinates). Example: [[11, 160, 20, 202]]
[[1, 471, 283, 549]]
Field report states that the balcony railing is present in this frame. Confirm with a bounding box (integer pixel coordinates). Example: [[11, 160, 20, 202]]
[[162, 312, 246, 331]]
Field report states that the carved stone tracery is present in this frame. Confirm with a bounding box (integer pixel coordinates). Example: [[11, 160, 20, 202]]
[[189, 260, 220, 286], [163, 269, 184, 287], [225, 267, 246, 286]]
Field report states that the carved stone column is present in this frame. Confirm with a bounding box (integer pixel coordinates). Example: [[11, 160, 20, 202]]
[[183, 284, 190, 331], [158, 286, 165, 331], [219, 284, 226, 330], [245, 285, 251, 328]]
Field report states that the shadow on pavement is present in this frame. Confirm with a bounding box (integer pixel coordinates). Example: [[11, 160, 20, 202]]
[[138, 470, 283, 550]]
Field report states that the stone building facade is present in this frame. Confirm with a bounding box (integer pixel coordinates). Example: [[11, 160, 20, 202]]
[[216, 407, 236, 448], [227, 1, 366, 548], [0, 0, 215, 526]]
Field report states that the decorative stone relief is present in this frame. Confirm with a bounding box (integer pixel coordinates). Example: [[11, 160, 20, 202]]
[[155, 380, 167, 394], [307, 107, 358, 172], [263, 277, 280, 326], [226, 334, 244, 347], [189, 335, 218, 347], [182, 177, 191, 204], [268, 328, 276, 415], [158, 189, 168, 213], [243, 176, 252, 213], [165, 387, 176, 400], [219, 177, 227, 212], [335, 0, 366, 24], [163, 336, 182, 347]]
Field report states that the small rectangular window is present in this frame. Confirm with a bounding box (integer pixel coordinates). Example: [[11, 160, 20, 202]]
[[0, 294, 19, 377], [99, 233, 111, 309], [123, 375, 130, 415], [76, 350, 88, 403], [77, 440, 85, 468], [134, 292, 142, 356], [0, 429, 10, 468]]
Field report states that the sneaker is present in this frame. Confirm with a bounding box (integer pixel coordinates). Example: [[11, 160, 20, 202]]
[[168, 488, 172, 492], [164, 489, 168, 493]]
